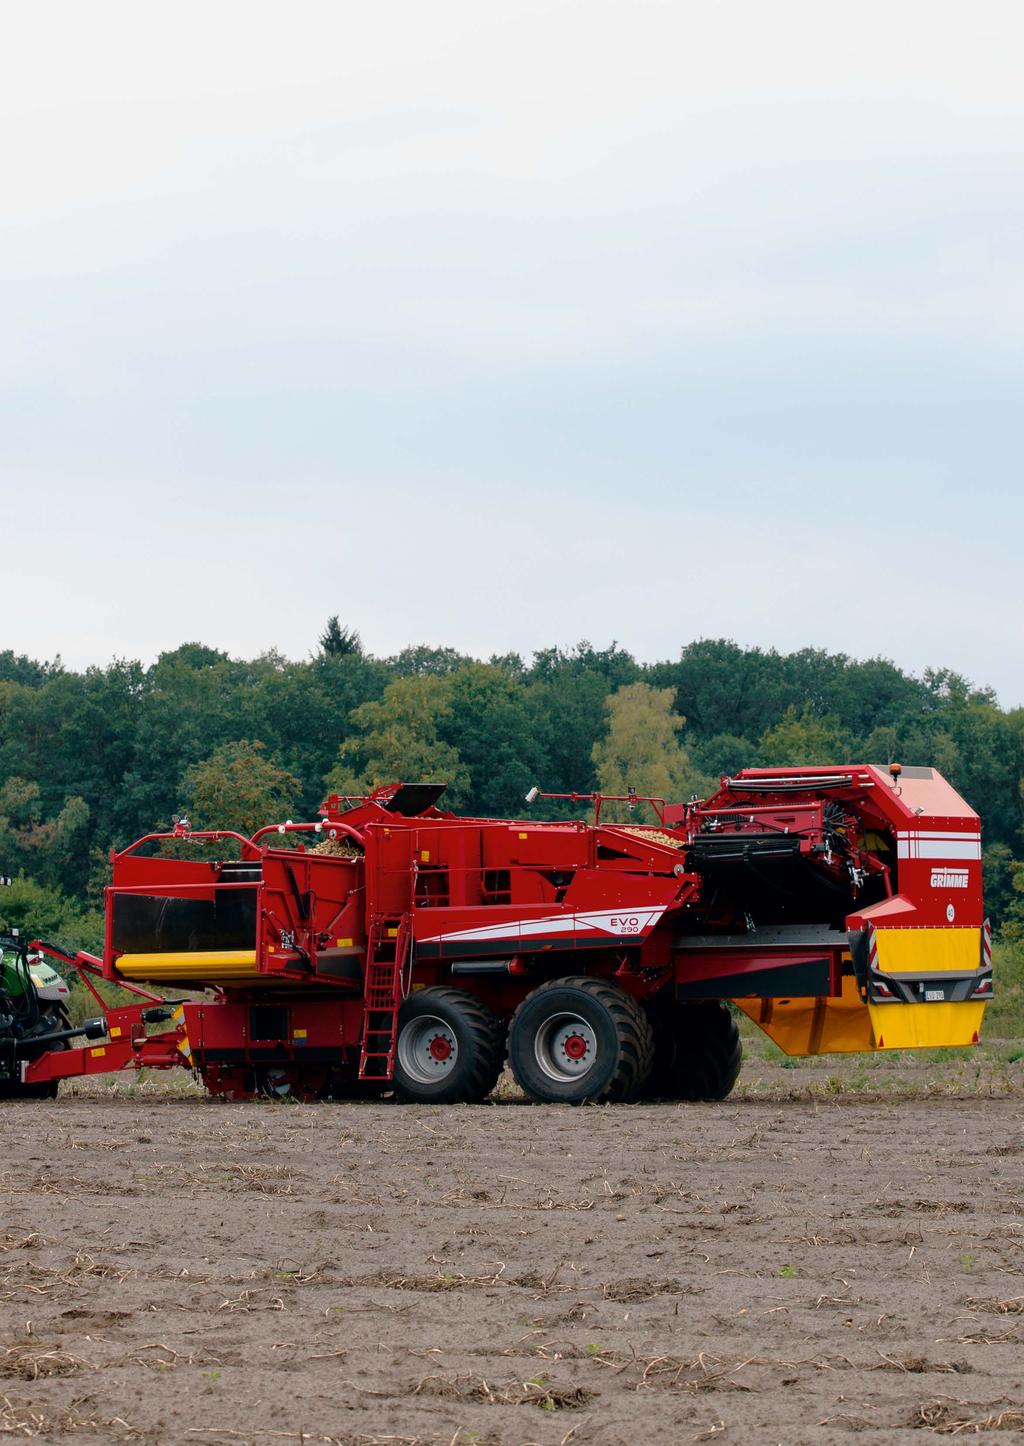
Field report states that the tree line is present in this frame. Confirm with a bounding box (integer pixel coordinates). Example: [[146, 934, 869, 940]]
[[2, 625, 1023, 950]]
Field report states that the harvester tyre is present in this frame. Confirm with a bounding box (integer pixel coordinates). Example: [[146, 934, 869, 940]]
[[644, 1000, 742, 1101], [393, 988, 505, 1105], [508, 976, 654, 1105], [0, 1077, 58, 1100]]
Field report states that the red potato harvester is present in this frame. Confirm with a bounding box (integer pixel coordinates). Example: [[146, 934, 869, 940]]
[[8, 765, 989, 1105]]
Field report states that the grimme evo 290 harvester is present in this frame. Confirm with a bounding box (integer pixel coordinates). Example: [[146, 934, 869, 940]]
[[5, 764, 990, 1106]]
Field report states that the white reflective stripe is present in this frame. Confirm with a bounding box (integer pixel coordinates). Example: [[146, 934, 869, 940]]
[[897, 838, 982, 860], [896, 831, 981, 841], [418, 907, 666, 944]]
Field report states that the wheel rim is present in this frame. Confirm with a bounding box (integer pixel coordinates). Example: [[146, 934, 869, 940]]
[[255, 1066, 322, 1101], [397, 1015, 459, 1085], [257, 1067, 295, 1099], [533, 1011, 597, 1082]]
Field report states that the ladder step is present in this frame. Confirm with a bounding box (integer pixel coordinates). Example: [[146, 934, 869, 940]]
[[358, 914, 411, 1082]]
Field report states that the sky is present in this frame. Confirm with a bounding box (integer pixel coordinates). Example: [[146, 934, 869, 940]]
[[2, 1, 1023, 702]]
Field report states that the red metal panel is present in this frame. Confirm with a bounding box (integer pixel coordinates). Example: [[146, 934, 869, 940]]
[[182, 996, 361, 1056]]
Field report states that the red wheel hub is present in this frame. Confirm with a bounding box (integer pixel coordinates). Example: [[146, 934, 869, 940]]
[[428, 1034, 453, 1062], [563, 1033, 589, 1061]]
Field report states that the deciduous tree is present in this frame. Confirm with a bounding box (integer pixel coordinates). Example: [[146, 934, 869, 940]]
[[181, 740, 303, 837], [592, 683, 709, 821], [759, 705, 847, 767], [326, 676, 470, 805]]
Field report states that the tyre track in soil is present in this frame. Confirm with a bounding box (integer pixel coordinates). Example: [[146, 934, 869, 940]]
[[1, 1081, 1023, 1445]]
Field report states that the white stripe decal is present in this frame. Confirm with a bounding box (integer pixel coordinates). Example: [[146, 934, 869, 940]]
[[896, 831, 981, 840], [897, 839, 982, 861], [418, 907, 666, 945]]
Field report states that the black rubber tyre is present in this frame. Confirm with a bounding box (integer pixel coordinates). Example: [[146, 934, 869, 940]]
[[642, 1000, 742, 1101], [0, 1019, 66, 1101], [640, 995, 679, 1100], [0, 1067, 61, 1100], [508, 976, 654, 1105], [393, 988, 506, 1104], [0, 1079, 58, 1100], [16, 1078, 60, 1101]]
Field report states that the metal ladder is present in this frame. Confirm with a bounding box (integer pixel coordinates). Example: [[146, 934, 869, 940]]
[[358, 913, 411, 1081]]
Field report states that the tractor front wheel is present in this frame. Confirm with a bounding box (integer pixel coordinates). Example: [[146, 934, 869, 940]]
[[508, 977, 653, 1105], [0, 1074, 59, 1101], [0, 1031, 66, 1100], [393, 988, 505, 1104]]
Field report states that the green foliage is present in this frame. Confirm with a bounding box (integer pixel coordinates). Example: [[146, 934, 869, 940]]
[[981, 940, 1024, 1037], [386, 644, 471, 676], [759, 704, 847, 767], [0, 776, 91, 891], [0, 875, 104, 955], [691, 732, 755, 782], [326, 675, 471, 805], [182, 740, 303, 837], [443, 664, 547, 816], [982, 843, 1018, 930], [318, 617, 362, 658], [525, 643, 640, 813], [0, 650, 62, 686]]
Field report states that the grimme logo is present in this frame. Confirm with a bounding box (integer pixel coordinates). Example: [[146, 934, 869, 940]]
[[930, 868, 969, 889]]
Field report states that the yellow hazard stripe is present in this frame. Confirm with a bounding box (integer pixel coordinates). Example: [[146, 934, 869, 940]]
[[171, 1004, 192, 1060]]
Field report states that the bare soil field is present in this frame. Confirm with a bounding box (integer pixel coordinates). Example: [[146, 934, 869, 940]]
[[2, 1059, 1023, 1445]]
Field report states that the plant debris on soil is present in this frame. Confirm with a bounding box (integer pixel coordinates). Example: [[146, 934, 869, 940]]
[[1, 1062, 1023, 1443]]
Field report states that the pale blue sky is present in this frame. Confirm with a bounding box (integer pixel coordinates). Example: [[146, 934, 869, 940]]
[[3, 1, 1022, 701]]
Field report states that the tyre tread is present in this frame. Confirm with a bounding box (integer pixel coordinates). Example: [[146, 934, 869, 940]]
[[509, 976, 654, 1104], [644, 999, 742, 1101], [394, 987, 506, 1105]]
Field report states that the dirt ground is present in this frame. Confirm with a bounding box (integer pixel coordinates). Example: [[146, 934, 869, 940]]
[[2, 1062, 1024, 1445]]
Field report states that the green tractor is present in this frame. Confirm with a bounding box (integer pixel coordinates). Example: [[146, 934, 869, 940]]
[[0, 926, 74, 1099]]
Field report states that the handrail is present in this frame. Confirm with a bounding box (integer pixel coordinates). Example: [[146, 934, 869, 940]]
[[114, 830, 261, 860], [525, 789, 668, 825], [113, 820, 367, 863], [106, 881, 258, 894], [248, 820, 366, 847]]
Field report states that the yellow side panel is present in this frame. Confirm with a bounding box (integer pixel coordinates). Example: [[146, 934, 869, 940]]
[[867, 1000, 986, 1049], [735, 971, 987, 1056], [733, 974, 874, 1056], [115, 950, 260, 983], [874, 927, 980, 975]]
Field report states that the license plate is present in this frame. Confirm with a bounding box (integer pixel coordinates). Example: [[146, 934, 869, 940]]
[[924, 989, 945, 1002]]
